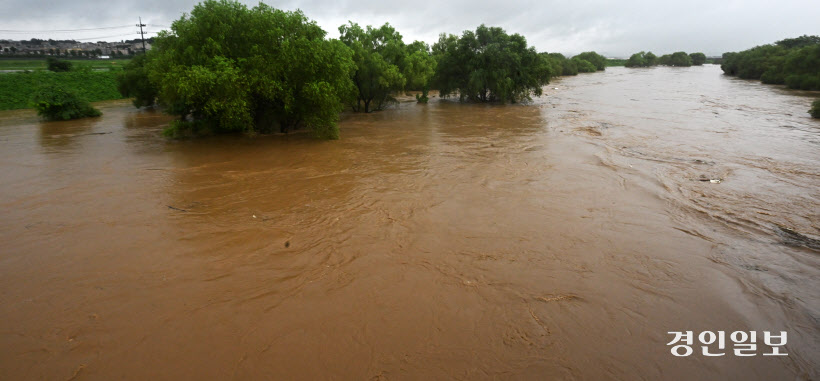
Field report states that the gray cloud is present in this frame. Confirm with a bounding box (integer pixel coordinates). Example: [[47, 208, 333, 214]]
[[1, 0, 818, 57]]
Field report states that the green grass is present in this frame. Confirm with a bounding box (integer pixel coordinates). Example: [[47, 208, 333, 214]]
[[0, 59, 131, 71], [0, 70, 124, 110], [606, 59, 627, 67]]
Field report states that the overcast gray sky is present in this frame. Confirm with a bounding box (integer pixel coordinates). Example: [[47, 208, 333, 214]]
[[1, 0, 818, 57]]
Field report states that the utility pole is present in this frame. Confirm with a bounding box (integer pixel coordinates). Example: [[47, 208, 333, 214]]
[[137, 17, 147, 54]]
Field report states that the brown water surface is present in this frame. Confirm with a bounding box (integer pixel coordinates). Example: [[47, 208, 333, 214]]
[[1, 65, 818, 380]]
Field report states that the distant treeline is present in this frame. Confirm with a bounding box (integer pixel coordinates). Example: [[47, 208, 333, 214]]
[[720, 35, 820, 90], [623, 51, 706, 67], [116, 0, 610, 139]]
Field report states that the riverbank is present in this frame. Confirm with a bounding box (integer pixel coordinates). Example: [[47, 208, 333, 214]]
[[0, 70, 123, 110]]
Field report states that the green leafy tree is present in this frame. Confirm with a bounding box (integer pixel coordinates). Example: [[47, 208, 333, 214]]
[[782, 44, 820, 90], [403, 41, 437, 103], [776, 35, 820, 49], [432, 24, 551, 103], [721, 37, 819, 90], [147, 0, 355, 138], [117, 53, 158, 108], [689, 52, 706, 65], [540, 52, 577, 76], [625, 51, 659, 67], [338, 22, 407, 112], [31, 84, 102, 120], [47, 57, 73, 72], [573, 51, 606, 71], [661, 51, 692, 66], [572, 57, 596, 72]]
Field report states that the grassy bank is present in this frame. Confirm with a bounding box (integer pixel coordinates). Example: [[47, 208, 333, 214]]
[[0, 59, 131, 71], [0, 70, 123, 110]]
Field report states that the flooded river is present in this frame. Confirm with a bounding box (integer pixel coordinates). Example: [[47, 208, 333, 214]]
[[1, 65, 818, 379]]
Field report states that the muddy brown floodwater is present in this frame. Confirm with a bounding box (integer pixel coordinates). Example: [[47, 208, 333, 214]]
[[1, 65, 818, 380]]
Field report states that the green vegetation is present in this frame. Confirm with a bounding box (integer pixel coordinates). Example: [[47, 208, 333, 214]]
[[18, 1, 617, 138], [46, 57, 72, 72], [338, 23, 406, 112], [689, 52, 706, 66], [432, 25, 551, 102], [0, 71, 122, 110], [573, 51, 607, 71], [659, 52, 692, 67], [0, 59, 130, 71], [31, 84, 102, 120], [404, 41, 437, 103], [721, 35, 820, 90], [606, 58, 627, 67], [811, 99, 820, 118], [573, 57, 597, 73], [540, 53, 578, 76], [116, 54, 157, 108], [625, 51, 658, 67], [146, 0, 355, 139]]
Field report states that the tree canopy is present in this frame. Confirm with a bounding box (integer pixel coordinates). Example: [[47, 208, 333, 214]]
[[721, 36, 820, 90], [572, 51, 607, 71], [540, 53, 578, 76], [145, 0, 355, 138], [689, 52, 706, 66], [116, 53, 157, 108], [338, 22, 408, 112], [661, 52, 693, 67], [432, 25, 551, 103], [32, 84, 101, 121], [625, 51, 658, 67], [403, 41, 437, 103]]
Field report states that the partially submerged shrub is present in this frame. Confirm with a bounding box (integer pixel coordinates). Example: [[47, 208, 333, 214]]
[[810, 99, 820, 118], [31, 84, 101, 121]]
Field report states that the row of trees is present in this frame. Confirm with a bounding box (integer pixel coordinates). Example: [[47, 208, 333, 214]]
[[118, 0, 609, 139], [721, 35, 820, 90], [625, 51, 706, 67]]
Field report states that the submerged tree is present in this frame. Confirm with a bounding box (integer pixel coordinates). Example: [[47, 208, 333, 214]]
[[721, 36, 820, 90], [540, 52, 578, 76], [147, 0, 355, 138], [403, 41, 437, 103], [31, 84, 101, 121], [689, 52, 706, 65], [338, 22, 407, 112], [432, 24, 551, 103], [625, 51, 658, 67], [573, 51, 607, 71], [659, 52, 693, 67], [116, 53, 157, 108], [573, 57, 597, 72]]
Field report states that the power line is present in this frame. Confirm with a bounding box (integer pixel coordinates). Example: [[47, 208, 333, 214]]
[[74, 32, 157, 42]]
